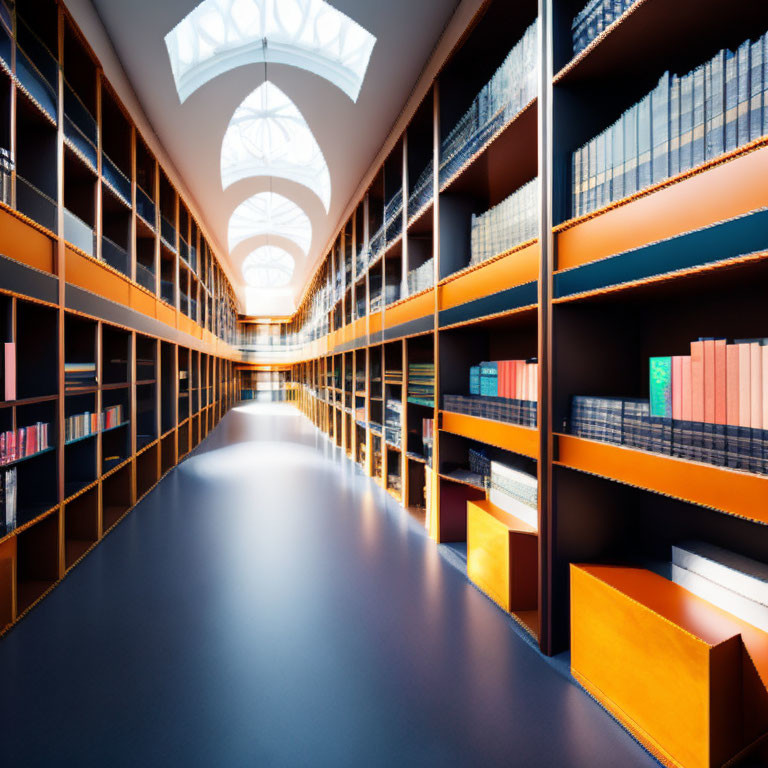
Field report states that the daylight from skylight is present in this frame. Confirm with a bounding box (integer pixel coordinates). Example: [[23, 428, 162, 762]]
[[228, 192, 312, 254], [165, 0, 377, 102], [242, 246, 295, 288], [221, 82, 331, 211]]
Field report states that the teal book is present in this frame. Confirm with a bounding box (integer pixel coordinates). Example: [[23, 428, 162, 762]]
[[650, 356, 673, 418]]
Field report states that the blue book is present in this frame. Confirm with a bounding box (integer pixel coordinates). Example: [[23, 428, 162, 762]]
[[469, 366, 481, 395], [750, 36, 764, 142], [651, 72, 670, 185], [637, 94, 652, 190], [706, 51, 726, 161], [679, 72, 694, 172], [479, 362, 498, 398], [611, 114, 624, 201], [737, 41, 751, 149], [624, 104, 638, 196], [588, 136, 597, 212], [572, 146, 582, 217], [724, 48, 738, 153], [604, 122, 614, 205], [668, 74, 680, 177], [692, 65, 706, 167]]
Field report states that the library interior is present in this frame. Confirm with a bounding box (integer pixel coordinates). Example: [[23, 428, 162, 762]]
[[0, 0, 767, 765]]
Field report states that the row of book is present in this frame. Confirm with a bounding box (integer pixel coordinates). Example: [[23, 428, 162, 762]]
[[469, 359, 539, 401], [440, 20, 538, 186], [65, 361, 96, 387], [64, 404, 124, 443], [385, 399, 402, 448], [470, 178, 538, 266], [384, 368, 403, 386], [444, 394, 538, 428], [1, 467, 17, 536], [406, 258, 433, 296], [573, 33, 768, 218], [407, 363, 435, 407], [408, 160, 434, 219], [571, 0, 638, 56], [0, 421, 50, 465]]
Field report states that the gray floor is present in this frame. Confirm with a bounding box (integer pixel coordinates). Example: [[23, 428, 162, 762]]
[[0, 403, 659, 767]]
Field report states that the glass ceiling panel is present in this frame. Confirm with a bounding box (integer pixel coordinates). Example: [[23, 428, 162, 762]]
[[221, 82, 331, 211], [228, 192, 312, 254], [243, 245, 295, 288], [165, 0, 376, 102]]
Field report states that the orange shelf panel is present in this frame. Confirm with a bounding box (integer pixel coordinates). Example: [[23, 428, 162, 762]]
[[384, 288, 434, 332], [556, 144, 768, 272], [442, 411, 539, 459], [439, 241, 539, 312], [571, 564, 768, 768], [0, 206, 55, 274], [556, 434, 768, 525]]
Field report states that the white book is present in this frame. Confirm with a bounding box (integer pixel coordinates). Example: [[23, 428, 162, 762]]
[[489, 487, 538, 530]]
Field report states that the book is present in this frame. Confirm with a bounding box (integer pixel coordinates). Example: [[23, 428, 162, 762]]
[[637, 93, 652, 190], [3, 342, 14, 401], [649, 356, 672, 418], [738, 342, 753, 470], [692, 65, 706, 167], [706, 50, 726, 161], [679, 70, 694, 173], [750, 36, 764, 142], [736, 42, 750, 150], [624, 104, 638, 197], [690, 340, 705, 461], [671, 356, 683, 420], [726, 344, 740, 469], [668, 74, 680, 178], [651, 72, 670, 184]]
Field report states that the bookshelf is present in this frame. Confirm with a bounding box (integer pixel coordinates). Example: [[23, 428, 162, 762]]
[[0, 0, 238, 638], [245, 1, 768, 762]]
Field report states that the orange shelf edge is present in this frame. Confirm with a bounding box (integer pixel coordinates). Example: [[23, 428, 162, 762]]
[[442, 411, 539, 460]]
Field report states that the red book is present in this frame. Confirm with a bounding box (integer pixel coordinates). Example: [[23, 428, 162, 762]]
[[751, 342, 763, 429], [713, 339, 726, 426], [26, 425, 36, 456], [702, 339, 716, 423], [763, 345, 768, 433], [738, 343, 751, 428], [725, 345, 739, 426], [690, 341, 705, 422], [500, 361, 510, 399], [4, 342, 15, 401], [681, 357, 692, 421], [671, 356, 683, 420]]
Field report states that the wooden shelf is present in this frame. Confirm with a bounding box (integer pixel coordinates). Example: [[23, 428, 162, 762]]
[[556, 434, 768, 526], [441, 411, 539, 460]]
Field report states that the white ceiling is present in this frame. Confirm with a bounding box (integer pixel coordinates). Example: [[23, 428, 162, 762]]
[[89, 0, 460, 314]]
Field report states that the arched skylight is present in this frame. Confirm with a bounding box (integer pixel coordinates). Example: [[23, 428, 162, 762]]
[[165, 0, 376, 103], [243, 246, 295, 288], [221, 82, 331, 211], [228, 192, 312, 254]]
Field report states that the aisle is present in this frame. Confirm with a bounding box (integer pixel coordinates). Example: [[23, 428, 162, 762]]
[[0, 403, 657, 767]]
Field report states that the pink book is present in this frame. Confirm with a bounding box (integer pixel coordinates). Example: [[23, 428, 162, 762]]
[[763, 345, 768, 434], [501, 361, 511, 399], [738, 343, 751, 428], [671, 356, 683, 420], [725, 345, 739, 426], [529, 364, 538, 403], [702, 339, 716, 423], [681, 357, 692, 420], [4, 342, 15, 401], [750, 342, 762, 429], [714, 339, 726, 426], [690, 341, 705, 422]]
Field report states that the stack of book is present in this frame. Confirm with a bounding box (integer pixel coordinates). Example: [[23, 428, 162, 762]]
[[0, 421, 49, 464], [468, 447, 491, 487], [64, 361, 96, 388], [407, 363, 435, 407], [385, 399, 402, 447], [103, 404, 123, 429], [470, 178, 538, 266], [384, 368, 403, 386], [489, 461, 538, 529], [440, 20, 538, 185], [1, 466, 17, 536], [571, 0, 638, 56], [570, 337, 768, 473], [444, 394, 537, 427], [406, 258, 433, 296], [408, 160, 434, 219], [572, 32, 768, 218], [65, 411, 100, 442]]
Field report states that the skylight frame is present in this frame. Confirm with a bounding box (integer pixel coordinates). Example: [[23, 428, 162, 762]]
[[228, 191, 312, 255], [242, 245, 295, 288]]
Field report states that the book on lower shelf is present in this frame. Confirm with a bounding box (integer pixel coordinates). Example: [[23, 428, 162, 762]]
[[65, 362, 97, 388], [407, 363, 435, 407], [0, 422, 50, 464], [1, 466, 17, 535]]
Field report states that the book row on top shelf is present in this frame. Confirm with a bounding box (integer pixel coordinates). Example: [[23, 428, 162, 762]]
[[0, 0, 237, 344]]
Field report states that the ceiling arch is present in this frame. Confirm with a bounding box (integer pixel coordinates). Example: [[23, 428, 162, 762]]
[[221, 81, 331, 211], [242, 245, 295, 288], [164, 0, 377, 103], [228, 191, 312, 255]]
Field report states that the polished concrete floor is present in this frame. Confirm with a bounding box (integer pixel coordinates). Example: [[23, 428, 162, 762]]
[[0, 403, 660, 767]]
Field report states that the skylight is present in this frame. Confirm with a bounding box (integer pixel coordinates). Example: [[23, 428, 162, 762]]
[[228, 192, 312, 254], [242, 246, 295, 288], [221, 82, 331, 211], [165, 0, 377, 103]]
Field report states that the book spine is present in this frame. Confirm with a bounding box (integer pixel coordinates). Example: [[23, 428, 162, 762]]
[[726, 344, 740, 469], [750, 37, 764, 143], [692, 65, 706, 168], [750, 342, 763, 473], [637, 93, 652, 191], [738, 342, 752, 470], [736, 41, 750, 150], [649, 357, 672, 418], [651, 72, 670, 185], [713, 339, 727, 466], [671, 356, 683, 421], [724, 48, 738, 154], [690, 341, 705, 461]]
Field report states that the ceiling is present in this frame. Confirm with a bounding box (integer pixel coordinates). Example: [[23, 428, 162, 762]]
[[90, 0, 461, 315]]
